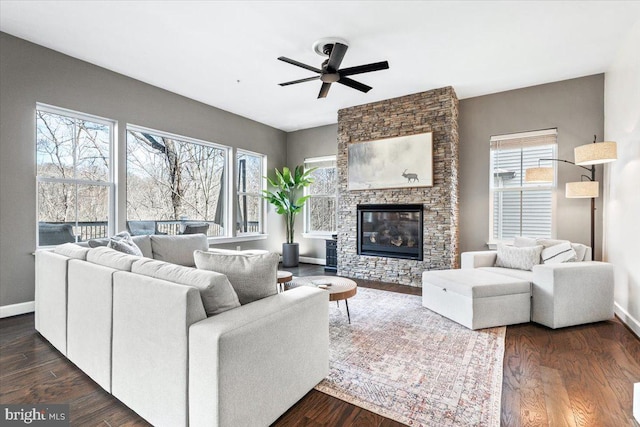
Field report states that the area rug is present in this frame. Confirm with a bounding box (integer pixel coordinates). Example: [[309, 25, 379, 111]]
[[314, 286, 504, 426]]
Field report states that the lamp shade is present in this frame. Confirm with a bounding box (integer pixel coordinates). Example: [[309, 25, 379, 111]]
[[574, 141, 617, 165], [566, 181, 599, 198], [525, 167, 553, 182]]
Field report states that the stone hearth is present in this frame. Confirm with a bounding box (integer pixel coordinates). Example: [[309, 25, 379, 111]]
[[337, 87, 459, 286]]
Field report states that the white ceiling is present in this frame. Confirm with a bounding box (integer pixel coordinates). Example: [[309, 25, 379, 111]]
[[1, 1, 639, 132]]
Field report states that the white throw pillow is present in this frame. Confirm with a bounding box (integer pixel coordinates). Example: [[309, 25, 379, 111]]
[[570, 243, 589, 262], [194, 250, 279, 305], [541, 241, 577, 264], [132, 258, 240, 316], [495, 244, 543, 271]]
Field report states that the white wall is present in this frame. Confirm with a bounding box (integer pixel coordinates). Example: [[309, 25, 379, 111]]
[[604, 22, 640, 337]]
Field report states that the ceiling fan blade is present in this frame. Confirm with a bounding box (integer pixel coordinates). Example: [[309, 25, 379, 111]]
[[277, 56, 322, 74], [279, 76, 320, 86], [327, 43, 348, 71], [339, 61, 389, 77], [337, 77, 372, 93], [318, 82, 331, 98]]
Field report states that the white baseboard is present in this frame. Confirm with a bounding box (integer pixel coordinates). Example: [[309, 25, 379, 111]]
[[615, 302, 640, 338], [0, 301, 35, 318], [299, 256, 326, 265], [634, 383, 639, 423]]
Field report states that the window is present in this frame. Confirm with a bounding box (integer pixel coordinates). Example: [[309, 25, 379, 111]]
[[36, 105, 115, 246], [490, 129, 557, 241], [236, 150, 265, 234], [126, 126, 228, 237], [304, 156, 337, 235]]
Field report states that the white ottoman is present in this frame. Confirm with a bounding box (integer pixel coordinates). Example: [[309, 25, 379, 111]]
[[422, 269, 531, 330]]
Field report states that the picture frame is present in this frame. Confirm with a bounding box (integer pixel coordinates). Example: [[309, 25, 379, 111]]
[[348, 132, 433, 190]]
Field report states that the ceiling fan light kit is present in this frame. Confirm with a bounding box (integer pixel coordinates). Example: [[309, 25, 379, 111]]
[[278, 37, 390, 99]]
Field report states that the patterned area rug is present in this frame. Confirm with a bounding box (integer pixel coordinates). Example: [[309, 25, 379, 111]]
[[314, 287, 504, 426]]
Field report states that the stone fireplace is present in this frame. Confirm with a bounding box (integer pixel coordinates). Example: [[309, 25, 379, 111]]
[[337, 87, 459, 286]]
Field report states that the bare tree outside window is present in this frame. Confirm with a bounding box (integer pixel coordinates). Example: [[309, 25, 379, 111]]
[[36, 108, 113, 245], [126, 129, 226, 236], [304, 157, 337, 234], [237, 151, 264, 233]]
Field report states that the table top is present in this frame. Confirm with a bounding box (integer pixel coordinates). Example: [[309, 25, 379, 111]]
[[277, 270, 293, 283], [287, 275, 357, 301]]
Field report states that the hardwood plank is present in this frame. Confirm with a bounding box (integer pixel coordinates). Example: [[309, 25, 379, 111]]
[[540, 366, 577, 427]]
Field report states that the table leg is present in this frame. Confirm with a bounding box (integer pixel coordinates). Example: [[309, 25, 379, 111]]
[[345, 299, 351, 324]]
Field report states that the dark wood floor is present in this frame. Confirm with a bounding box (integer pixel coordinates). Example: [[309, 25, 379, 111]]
[[1, 263, 639, 426]]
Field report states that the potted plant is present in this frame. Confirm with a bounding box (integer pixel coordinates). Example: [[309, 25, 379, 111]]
[[262, 165, 315, 267]]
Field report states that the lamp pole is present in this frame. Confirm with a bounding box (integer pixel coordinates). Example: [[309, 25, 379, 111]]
[[538, 158, 596, 257]]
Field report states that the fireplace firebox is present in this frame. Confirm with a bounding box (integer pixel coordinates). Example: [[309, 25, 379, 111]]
[[357, 204, 423, 260]]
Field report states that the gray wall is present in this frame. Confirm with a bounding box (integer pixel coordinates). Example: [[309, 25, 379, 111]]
[[285, 124, 338, 260], [0, 33, 287, 307], [459, 74, 605, 259]]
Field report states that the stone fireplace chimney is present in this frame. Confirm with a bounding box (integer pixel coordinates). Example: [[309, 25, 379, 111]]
[[336, 87, 459, 286]]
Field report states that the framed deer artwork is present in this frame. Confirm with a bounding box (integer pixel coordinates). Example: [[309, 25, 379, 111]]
[[347, 132, 433, 190]]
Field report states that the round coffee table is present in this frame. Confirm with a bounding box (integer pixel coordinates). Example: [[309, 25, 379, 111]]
[[286, 276, 357, 323], [277, 270, 293, 293]]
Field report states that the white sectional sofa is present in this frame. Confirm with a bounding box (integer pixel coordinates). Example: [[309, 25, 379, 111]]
[[422, 238, 615, 330], [35, 234, 329, 427]]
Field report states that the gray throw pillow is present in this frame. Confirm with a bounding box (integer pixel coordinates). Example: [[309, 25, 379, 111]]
[[495, 244, 543, 271], [107, 231, 143, 257], [193, 250, 279, 305]]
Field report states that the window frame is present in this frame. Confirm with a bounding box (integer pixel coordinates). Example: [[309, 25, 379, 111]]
[[488, 129, 558, 244], [35, 103, 116, 247], [125, 124, 232, 239], [236, 148, 267, 235], [303, 155, 337, 239]]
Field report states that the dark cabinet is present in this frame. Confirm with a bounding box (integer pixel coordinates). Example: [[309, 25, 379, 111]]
[[325, 238, 337, 272]]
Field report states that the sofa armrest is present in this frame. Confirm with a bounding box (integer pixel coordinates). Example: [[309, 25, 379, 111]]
[[531, 261, 614, 328], [461, 251, 497, 269], [189, 286, 329, 427]]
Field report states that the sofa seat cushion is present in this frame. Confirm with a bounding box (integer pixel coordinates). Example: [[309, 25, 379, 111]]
[[150, 234, 209, 266], [477, 266, 533, 282], [422, 269, 530, 298], [194, 250, 279, 305], [132, 258, 240, 316], [87, 247, 140, 271], [54, 243, 90, 260]]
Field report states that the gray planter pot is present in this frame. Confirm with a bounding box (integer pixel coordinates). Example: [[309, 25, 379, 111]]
[[282, 243, 299, 268]]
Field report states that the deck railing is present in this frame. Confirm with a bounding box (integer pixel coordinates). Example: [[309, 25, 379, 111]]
[[39, 220, 260, 242]]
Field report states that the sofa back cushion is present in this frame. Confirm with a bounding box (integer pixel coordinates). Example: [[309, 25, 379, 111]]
[[131, 258, 240, 316], [495, 244, 543, 271], [150, 234, 209, 266], [193, 250, 279, 305], [54, 243, 90, 260], [87, 247, 140, 271]]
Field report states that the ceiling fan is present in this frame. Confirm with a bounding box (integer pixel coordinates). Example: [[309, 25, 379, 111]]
[[278, 38, 389, 99]]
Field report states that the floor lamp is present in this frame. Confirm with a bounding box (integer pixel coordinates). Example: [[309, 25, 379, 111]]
[[525, 136, 617, 258]]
